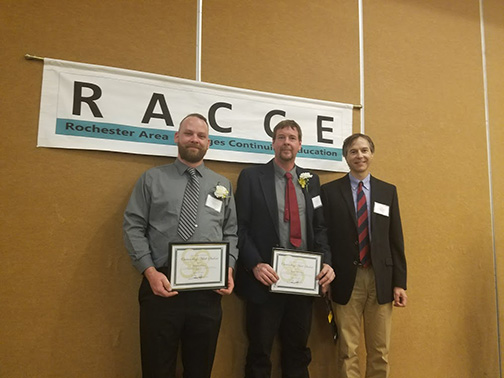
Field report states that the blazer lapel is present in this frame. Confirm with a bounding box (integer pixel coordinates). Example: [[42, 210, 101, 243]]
[[296, 166, 313, 218], [341, 174, 358, 228], [259, 161, 280, 238], [296, 166, 313, 247]]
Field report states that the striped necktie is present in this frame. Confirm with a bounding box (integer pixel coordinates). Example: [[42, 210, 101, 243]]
[[357, 181, 370, 267], [177, 167, 200, 240]]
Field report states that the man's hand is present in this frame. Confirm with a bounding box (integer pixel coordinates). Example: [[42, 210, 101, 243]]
[[393, 287, 407, 307], [252, 263, 279, 286], [216, 267, 235, 296], [317, 263, 335, 295], [144, 267, 179, 297]]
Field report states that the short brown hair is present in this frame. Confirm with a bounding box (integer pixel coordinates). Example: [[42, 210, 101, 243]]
[[272, 120, 302, 141], [342, 133, 375, 157], [179, 113, 209, 129]]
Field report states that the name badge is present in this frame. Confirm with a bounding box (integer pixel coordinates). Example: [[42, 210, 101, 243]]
[[312, 195, 322, 209], [374, 202, 389, 217], [206, 194, 223, 212]]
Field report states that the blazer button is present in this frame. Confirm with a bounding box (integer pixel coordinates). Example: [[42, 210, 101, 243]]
[[354, 241, 359, 246], [353, 261, 359, 266]]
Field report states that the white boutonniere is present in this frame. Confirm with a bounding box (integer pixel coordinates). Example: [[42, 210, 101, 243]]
[[214, 184, 229, 199], [298, 172, 313, 190]]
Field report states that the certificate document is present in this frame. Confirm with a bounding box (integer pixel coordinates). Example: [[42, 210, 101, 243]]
[[270, 248, 322, 296], [169, 242, 229, 291]]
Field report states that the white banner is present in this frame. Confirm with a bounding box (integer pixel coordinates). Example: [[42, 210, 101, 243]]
[[38, 59, 352, 172]]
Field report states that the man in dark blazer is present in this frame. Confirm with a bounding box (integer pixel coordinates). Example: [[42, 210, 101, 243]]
[[235, 119, 335, 378], [320, 133, 407, 378]]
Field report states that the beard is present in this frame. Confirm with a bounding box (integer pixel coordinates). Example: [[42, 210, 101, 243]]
[[178, 143, 207, 163], [277, 148, 295, 162]]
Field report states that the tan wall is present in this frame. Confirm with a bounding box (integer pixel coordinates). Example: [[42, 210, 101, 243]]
[[0, 1, 502, 377]]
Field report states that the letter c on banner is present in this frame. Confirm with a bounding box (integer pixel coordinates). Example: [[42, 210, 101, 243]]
[[209, 102, 232, 133], [264, 110, 286, 138]]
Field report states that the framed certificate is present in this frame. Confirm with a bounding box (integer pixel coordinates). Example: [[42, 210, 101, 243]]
[[270, 248, 322, 296], [169, 242, 229, 291]]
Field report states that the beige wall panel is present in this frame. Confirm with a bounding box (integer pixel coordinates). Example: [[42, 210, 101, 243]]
[[364, 1, 497, 377], [0, 1, 196, 377], [485, 0, 504, 370], [203, 1, 360, 376], [202, 0, 360, 106]]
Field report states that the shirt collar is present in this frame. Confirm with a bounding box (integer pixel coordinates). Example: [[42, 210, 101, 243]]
[[349, 173, 371, 190], [273, 160, 297, 179], [175, 158, 205, 177]]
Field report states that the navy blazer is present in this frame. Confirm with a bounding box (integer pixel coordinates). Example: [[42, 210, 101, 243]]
[[234, 160, 330, 304], [320, 174, 407, 305]]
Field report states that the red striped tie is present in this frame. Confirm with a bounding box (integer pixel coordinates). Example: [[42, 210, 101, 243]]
[[357, 181, 370, 267], [285, 172, 302, 248]]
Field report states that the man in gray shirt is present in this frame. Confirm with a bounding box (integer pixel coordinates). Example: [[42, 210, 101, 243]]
[[123, 113, 238, 378]]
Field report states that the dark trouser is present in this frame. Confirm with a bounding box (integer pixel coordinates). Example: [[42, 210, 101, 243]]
[[138, 277, 222, 378], [245, 294, 314, 378]]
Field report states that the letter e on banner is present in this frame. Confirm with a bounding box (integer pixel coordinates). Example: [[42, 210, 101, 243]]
[[317, 115, 333, 144]]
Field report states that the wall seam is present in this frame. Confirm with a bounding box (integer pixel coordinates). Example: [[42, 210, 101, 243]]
[[358, 0, 365, 133], [196, 0, 203, 81], [479, 0, 501, 376]]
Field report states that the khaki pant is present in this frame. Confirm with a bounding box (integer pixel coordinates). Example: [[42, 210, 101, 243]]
[[335, 267, 393, 378]]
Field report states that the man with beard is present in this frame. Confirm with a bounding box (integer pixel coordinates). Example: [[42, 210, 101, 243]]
[[123, 113, 238, 378], [235, 119, 335, 377]]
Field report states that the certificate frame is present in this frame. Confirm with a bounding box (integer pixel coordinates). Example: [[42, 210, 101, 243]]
[[169, 242, 229, 291], [270, 248, 323, 296]]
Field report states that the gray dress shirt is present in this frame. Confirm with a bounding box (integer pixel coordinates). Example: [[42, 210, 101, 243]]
[[123, 159, 239, 273], [273, 161, 307, 250]]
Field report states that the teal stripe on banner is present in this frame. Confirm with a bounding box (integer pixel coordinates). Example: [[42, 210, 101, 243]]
[[55, 118, 342, 161], [209, 135, 341, 161], [56, 119, 175, 145]]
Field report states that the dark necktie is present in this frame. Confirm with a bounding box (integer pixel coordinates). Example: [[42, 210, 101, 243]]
[[284, 172, 302, 248], [177, 167, 200, 240], [357, 181, 370, 267]]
